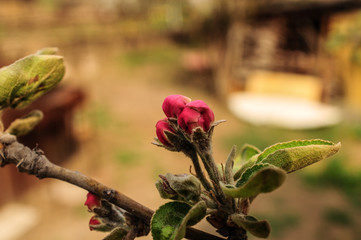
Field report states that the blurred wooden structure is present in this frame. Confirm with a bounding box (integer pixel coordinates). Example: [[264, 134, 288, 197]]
[[216, 0, 361, 102]]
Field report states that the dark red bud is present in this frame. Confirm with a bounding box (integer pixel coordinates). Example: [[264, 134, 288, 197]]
[[89, 216, 101, 231], [162, 94, 191, 118], [155, 118, 177, 147], [178, 100, 214, 134], [85, 192, 101, 211]]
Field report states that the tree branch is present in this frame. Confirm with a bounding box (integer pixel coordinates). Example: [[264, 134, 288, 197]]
[[0, 133, 225, 240]]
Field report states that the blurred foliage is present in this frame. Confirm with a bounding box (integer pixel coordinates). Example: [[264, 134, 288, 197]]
[[81, 103, 114, 129], [302, 158, 361, 208], [117, 45, 181, 68], [251, 213, 300, 238], [322, 207, 354, 226], [114, 149, 141, 166], [77, 102, 127, 132], [36, 0, 61, 11]]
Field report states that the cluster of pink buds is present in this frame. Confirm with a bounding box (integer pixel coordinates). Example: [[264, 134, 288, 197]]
[[155, 94, 215, 147], [85, 192, 105, 231], [84, 192, 128, 233]]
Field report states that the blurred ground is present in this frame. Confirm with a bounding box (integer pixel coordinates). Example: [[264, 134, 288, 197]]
[[0, 1, 361, 240]]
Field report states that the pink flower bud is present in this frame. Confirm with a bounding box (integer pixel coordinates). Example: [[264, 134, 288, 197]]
[[178, 100, 214, 134], [162, 94, 191, 118], [85, 192, 101, 211], [89, 216, 101, 231], [156, 118, 176, 147]]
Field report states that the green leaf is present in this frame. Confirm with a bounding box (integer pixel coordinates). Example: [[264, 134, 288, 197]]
[[151, 201, 207, 240], [221, 164, 286, 198], [233, 154, 258, 181], [236, 164, 269, 187], [241, 144, 260, 162], [230, 214, 270, 238], [103, 227, 129, 240], [225, 145, 237, 184], [233, 144, 261, 181], [257, 139, 341, 173], [5, 110, 43, 136], [35, 47, 59, 55], [0, 50, 65, 109]]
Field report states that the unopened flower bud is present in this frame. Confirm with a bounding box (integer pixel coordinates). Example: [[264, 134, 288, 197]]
[[89, 215, 114, 232], [162, 94, 191, 118], [85, 192, 101, 211], [156, 173, 201, 203], [155, 175, 178, 200], [155, 118, 177, 147], [89, 216, 101, 231], [178, 100, 214, 135]]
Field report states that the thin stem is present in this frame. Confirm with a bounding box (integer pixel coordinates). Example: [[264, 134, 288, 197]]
[[239, 198, 250, 215], [197, 149, 226, 203], [188, 149, 213, 191]]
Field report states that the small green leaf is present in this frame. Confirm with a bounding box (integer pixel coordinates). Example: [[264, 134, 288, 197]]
[[35, 47, 59, 55], [103, 227, 129, 240], [233, 154, 258, 181], [236, 164, 269, 187], [5, 110, 43, 136], [258, 139, 341, 173], [257, 139, 334, 163], [174, 201, 207, 240], [0, 50, 65, 109], [230, 214, 270, 238], [233, 144, 261, 181], [241, 144, 261, 162], [225, 145, 237, 184], [221, 164, 286, 198], [151, 201, 207, 240]]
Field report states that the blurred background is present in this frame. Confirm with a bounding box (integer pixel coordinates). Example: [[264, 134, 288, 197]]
[[0, 0, 361, 239]]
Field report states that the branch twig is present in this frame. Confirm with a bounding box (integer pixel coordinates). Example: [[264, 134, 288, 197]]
[[0, 133, 225, 240]]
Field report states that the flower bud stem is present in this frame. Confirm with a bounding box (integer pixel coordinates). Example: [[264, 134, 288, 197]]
[[189, 150, 213, 192], [196, 149, 226, 204]]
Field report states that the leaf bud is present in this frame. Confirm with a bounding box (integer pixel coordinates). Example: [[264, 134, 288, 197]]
[[0, 50, 65, 109]]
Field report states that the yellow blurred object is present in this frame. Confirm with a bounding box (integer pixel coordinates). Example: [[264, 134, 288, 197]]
[[245, 71, 323, 102]]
